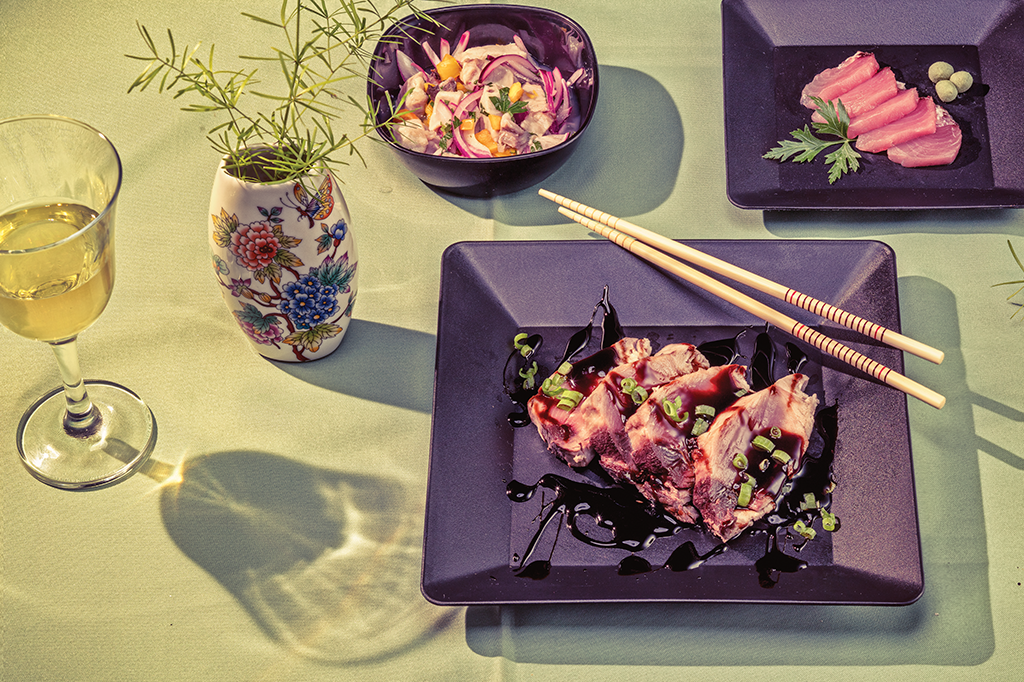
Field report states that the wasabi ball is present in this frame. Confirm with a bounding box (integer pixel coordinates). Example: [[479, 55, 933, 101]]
[[929, 61, 954, 83], [935, 79, 958, 103], [950, 70, 974, 93]]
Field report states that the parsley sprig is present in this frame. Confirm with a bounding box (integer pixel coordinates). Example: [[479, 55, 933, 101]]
[[490, 86, 529, 115], [764, 96, 861, 184]]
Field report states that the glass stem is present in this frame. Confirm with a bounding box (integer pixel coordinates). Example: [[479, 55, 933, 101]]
[[49, 337, 102, 437]]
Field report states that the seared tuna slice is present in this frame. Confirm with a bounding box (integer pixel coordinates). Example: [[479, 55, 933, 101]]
[[800, 52, 879, 109], [607, 364, 751, 524], [528, 337, 650, 465], [887, 105, 962, 167], [855, 96, 937, 153], [692, 374, 818, 542], [529, 341, 709, 467]]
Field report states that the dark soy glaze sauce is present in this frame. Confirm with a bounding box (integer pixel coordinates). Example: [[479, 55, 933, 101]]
[[504, 291, 841, 586], [504, 287, 622, 428], [508, 474, 686, 578]]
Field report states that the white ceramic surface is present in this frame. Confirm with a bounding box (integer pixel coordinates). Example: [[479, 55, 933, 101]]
[[208, 164, 358, 362]]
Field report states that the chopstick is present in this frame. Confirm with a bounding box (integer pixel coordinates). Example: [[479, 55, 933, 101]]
[[548, 203, 945, 409], [539, 189, 944, 366]]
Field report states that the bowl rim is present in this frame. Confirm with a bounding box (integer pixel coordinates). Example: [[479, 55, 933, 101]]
[[367, 3, 600, 164]]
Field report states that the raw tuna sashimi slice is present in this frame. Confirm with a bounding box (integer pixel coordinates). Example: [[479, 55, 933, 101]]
[[887, 106, 962, 167], [855, 96, 937, 153], [800, 52, 879, 109], [846, 86, 920, 138], [605, 364, 751, 525], [529, 341, 709, 467], [691, 374, 818, 542], [810, 67, 898, 123]]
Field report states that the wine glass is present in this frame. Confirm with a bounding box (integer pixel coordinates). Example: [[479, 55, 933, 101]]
[[0, 115, 156, 490]]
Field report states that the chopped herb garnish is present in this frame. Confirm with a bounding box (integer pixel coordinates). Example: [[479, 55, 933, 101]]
[[490, 86, 529, 115], [763, 96, 862, 184]]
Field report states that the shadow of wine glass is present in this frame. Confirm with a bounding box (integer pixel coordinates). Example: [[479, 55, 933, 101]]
[[465, 275, 996, 667], [152, 450, 455, 664]]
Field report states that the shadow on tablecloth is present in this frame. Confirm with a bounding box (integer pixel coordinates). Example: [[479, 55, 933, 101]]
[[154, 450, 456, 664]]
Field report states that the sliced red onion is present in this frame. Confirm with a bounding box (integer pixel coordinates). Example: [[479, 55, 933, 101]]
[[453, 31, 470, 57], [396, 50, 429, 82], [551, 67, 564, 114], [566, 68, 584, 87], [440, 38, 450, 59], [480, 54, 540, 84], [450, 90, 491, 158], [422, 41, 440, 67], [541, 69, 556, 111]]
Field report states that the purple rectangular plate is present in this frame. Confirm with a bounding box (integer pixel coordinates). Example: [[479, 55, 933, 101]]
[[723, 0, 1024, 209], [423, 239, 923, 605]]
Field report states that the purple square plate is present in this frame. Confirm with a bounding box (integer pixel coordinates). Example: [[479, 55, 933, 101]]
[[723, 0, 1024, 209], [423, 239, 923, 605]]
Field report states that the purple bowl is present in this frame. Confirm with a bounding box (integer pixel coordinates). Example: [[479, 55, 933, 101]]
[[367, 4, 599, 197]]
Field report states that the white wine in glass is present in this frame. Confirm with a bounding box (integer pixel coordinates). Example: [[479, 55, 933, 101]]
[[0, 115, 156, 490]]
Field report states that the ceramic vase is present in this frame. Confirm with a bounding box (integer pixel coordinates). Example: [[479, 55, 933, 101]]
[[208, 160, 358, 362]]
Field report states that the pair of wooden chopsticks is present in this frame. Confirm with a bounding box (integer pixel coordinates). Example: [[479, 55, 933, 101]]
[[538, 189, 945, 409]]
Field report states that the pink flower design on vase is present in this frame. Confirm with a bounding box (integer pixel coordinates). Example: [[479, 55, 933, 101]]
[[231, 222, 280, 271]]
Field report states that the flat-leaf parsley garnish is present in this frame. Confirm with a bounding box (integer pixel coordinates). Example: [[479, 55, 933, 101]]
[[764, 96, 862, 184], [490, 86, 529, 115]]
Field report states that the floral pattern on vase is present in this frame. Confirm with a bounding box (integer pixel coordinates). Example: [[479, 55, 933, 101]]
[[209, 167, 357, 362]]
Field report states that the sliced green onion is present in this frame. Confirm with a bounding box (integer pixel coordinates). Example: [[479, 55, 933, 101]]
[[759, 458, 771, 472], [695, 404, 716, 418], [769, 426, 782, 439], [519, 361, 539, 389], [691, 418, 709, 436], [735, 388, 749, 397], [630, 386, 649, 405], [557, 390, 584, 411], [557, 361, 573, 375], [821, 510, 839, 532], [621, 377, 638, 393], [824, 480, 837, 493], [541, 375, 565, 397], [800, 492, 817, 511], [793, 520, 816, 540], [771, 450, 791, 465], [737, 482, 753, 507], [513, 332, 529, 347], [732, 453, 748, 469], [751, 435, 775, 451], [663, 397, 687, 423]]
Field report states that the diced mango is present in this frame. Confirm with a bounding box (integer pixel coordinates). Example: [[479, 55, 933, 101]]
[[509, 82, 523, 103], [460, 118, 476, 132], [424, 102, 433, 119], [488, 113, 502, 130], [475, 129, 500, 155], [436, 54, 461, 81]]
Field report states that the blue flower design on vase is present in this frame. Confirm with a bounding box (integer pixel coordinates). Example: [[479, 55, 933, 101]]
[[280, 275, 339, 328]]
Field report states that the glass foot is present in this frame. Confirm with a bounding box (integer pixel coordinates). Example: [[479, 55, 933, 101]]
[[17, 380, 157, 491]]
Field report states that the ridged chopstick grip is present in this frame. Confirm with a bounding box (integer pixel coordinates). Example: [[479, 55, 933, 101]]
[[539, 189, 943, 365], [559, 207, 945, 410]]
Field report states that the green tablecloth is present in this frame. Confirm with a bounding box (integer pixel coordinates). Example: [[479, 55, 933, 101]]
[[2, 1, 1022, 679]]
